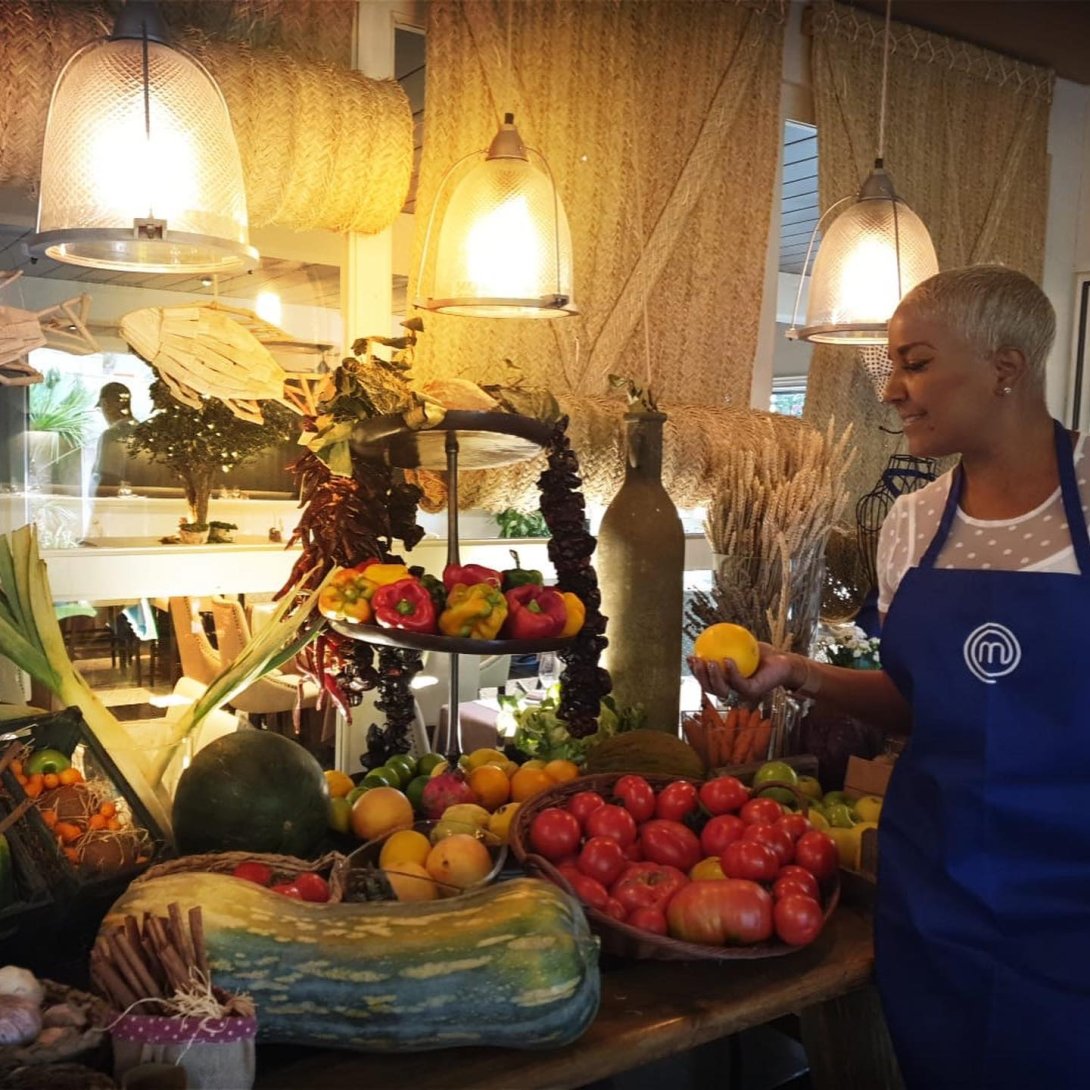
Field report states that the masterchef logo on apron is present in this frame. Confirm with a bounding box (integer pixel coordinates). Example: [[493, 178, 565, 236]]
[[963, 622, 1022, 684]]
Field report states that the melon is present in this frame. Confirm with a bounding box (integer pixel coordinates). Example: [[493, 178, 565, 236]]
[[172, 731, 330, 857]]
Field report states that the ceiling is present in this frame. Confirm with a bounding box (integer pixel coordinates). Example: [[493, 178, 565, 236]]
[[846, 0, 1090, 86]]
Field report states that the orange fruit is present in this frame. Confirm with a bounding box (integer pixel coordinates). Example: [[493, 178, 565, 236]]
[[509, 766, 554, 802], [382, 861, 439, 902], [425, 834, 494, 893], [692, 623, 760, 677], [324, 769, 355, 799], [468, 764, 511, 810], [350, 786, 413, 841], [379, 828, 432, 869], [543, 759, 579, 784]]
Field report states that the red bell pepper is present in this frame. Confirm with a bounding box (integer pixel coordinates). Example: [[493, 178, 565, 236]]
[[502, 583, 567, 639], [443, 562, 502, 594], [371, 578, 437, 633]]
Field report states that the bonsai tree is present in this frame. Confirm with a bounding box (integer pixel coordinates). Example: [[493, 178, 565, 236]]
[[129, 379, 298, 525]]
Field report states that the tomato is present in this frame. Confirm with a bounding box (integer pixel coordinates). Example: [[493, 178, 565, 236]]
[[623, 840, 644, 862], [601, 897, 628, 922], [639, 819, 702, 873], [721, 839, 780, 882], [529, 808, 582, 861], [613, 775, 656, 823], [610, 861, 688, 912], [741, 822, 794, 867], [773, 875, 819, 901], [566, 871, 611, 911], [775, 865, 820, 901], [773, 893, 825, 946], [698, 776, 749, 815], [655, 780, 700, 822], [739, 797, 784, 825], [700, 814, 747, 857], [777, 813, 812, 842], [584, 803, 638, 847], [293, 872, 331, 903], [794, 830, 839, 881], [666, 879, 774, 945], [627, 905, 668, 935], [568, 790, 606, 826], [690, 856, 726, 881], [577, 836, 630, 887], [232, 861, 273, 886], [271, 882, 304, 899]]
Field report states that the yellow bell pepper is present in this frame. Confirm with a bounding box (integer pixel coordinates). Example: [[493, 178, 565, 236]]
[[439, 582, 508, 640], [559, 591, 585, 637], [358, 559, 410, 595], [318, 579, 373, 623]]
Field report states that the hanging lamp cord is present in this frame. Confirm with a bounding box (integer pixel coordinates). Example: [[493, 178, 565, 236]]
[[876, 0, 892, 164]]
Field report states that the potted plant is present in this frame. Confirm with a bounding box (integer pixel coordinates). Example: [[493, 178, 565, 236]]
[[178, 519, 210, 545], [129, 379, 297, 527], [24, 369, 95, 490], [208, 520, 238, 544]]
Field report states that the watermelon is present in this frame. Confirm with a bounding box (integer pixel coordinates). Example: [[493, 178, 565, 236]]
[[172, 731, 330, 857]]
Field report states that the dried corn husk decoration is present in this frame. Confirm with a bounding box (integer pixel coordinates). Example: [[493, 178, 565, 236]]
[[121, 304, 295, 424]]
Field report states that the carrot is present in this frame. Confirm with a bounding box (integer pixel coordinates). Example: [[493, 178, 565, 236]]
[[752, 716, 773, 763], [682, 715, 708, 766], [731, 725, 752, 764]]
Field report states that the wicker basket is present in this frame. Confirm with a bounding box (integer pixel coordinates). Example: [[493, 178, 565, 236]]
[[509, 772, 839, 961], [137, 850, 348, 902], [0, 979, 112, 1072]]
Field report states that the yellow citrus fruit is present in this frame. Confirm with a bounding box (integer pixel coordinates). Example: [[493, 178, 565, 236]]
[[350, 786, 413, 842], [383, 861, 439, 902], [510, 766, 554, 802], [543, 758, 580, 784], [429, 760, 450, 779], [425, 834, 494, 893], [519, 758, 547, 771], [692, 623, 760, 677], [467, 764, 511, 810], [323, 769, 355, 799], [487, 801, 520, 844], [379, 828, 432, 869], [464, 747, 507, 770]]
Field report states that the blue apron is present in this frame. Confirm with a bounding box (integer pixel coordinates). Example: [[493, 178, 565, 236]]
[[877, 419, 1090, 1089]]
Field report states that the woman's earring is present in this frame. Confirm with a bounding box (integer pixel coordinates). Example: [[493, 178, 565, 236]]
[[999, 386, 1013, 396]]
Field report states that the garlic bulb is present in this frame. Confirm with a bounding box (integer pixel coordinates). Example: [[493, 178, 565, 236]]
[[0, 965, 44, 1007]]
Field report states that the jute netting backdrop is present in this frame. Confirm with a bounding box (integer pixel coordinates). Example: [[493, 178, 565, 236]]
[[803, 0, 1054, 512], [410, 0, 785, 405], [0, 0, 411, 235]]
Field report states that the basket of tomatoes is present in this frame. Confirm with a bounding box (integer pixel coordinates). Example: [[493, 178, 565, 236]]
[[508, 771, 839, 961]]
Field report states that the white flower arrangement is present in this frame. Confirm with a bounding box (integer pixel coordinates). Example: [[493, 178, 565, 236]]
[[814, 624, 881, 669]]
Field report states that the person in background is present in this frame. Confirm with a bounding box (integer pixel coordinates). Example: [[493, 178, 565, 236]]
[[91, 381, 136, 495], [691, 265, 1090, 1089]]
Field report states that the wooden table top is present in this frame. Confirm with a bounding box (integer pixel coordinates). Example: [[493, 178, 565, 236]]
[[254, 903, 875, 1090]]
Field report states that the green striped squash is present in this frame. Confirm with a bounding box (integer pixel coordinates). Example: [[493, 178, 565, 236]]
[[105, 874, 601, 1051]]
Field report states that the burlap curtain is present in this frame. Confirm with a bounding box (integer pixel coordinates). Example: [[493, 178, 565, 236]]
[[803, 0, 1054, 511], [410, 0, 786, 407]]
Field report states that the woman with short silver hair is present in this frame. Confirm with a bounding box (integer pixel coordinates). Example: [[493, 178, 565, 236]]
[[692, 265, 1090, 1089]]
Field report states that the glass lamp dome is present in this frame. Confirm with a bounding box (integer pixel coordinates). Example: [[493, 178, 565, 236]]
[[419, 114, 576, 318], [790, 165, 937, 345], [28, 2, 257, 275]]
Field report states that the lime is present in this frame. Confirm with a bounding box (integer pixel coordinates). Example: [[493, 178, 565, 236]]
[[385, 754, 417, 787], [752, 761, 799, 788], [417, 752, 446, 776], [328, 797, 352, 835], [823, 790, 852, 808], [406, 775, 430, 814], [825, 802, 856, 829], [346, 785, 368, 807], [362, 767, 402, 789], [757, 785, 800, 808]]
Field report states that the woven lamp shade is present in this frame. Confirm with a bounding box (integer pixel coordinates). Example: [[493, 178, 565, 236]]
[[794, 166, 937, 345], [32, 32, 255, 274], [423, 116, 575, 318]]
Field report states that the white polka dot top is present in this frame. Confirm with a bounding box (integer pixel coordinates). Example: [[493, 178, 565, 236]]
[[877, 433, 1090, 614]]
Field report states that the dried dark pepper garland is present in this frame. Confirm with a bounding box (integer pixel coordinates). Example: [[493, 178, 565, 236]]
[[539, 416, 611, 738]]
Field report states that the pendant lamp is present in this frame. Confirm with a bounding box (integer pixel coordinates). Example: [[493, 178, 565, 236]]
[[27, 1, 257, 275], [415, 113, 576, 318], [787, 0, 937, 345]]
